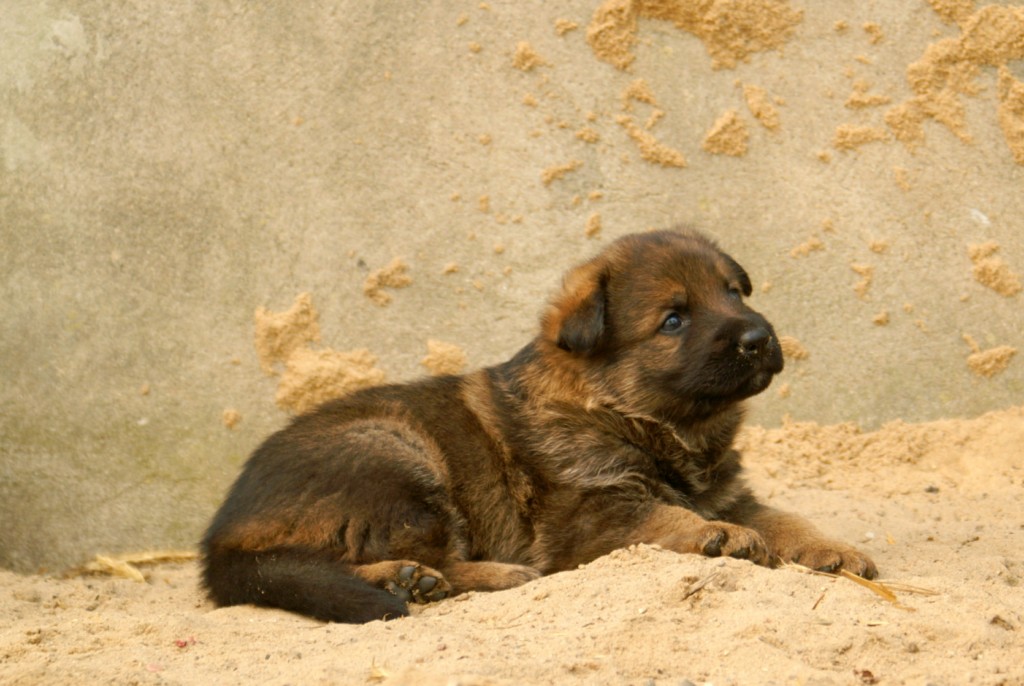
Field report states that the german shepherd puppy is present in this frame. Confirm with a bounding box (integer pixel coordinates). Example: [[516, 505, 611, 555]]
[[202, 229, 876, 623]]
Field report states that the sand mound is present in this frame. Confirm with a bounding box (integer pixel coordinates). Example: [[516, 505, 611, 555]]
[[3, 408, 1021, 684]]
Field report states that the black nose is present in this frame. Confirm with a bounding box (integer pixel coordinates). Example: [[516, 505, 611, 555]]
[[738, 326, 770, 355]]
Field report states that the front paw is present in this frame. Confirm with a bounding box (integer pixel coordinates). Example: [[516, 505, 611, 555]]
[[698, 522, 770, 566], [785, 544, 877, 579]]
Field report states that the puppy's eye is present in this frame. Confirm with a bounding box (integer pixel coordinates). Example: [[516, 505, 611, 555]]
[[660, 313, 687, 334], [727, 286, 743, 301]]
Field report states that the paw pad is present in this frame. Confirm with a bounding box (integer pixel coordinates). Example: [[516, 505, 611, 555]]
[[385, 565, 448, 604]]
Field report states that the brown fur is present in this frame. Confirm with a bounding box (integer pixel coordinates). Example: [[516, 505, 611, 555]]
[[201, 229, 876, 623]]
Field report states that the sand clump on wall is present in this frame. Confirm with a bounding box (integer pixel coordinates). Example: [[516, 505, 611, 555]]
[[541, 159, 584, 185], [621, 77, 660, 109], [850, 263, 874, 299], [966, 345, 1017, 378], [778, 335, 809, 360], [743, 84, 781, 131], [968, 241, 1022, 296], [845, 80, 892, 110], [615, 78, 689, 167], [512, 41, 547, 71], [927, 0, 977, 25], [588, 6, 799, 166], [253, 292, 321, 374], [702, 109, 749, 156], [221, 408, 242, 429], [996, 65, 1024, 165], [420, 339, 468, 376], [962, 333, 1017, 378], [275, 347, 386, 414], [616, 115, 688, 167], [789, 235, 825, 258], [252, 293, 386, 414], [363, 258, 413, 306], [833, 124, 889, 151], [586, 0, 803, 70], [554, 19, 580, 36], [886, 3, 1024, 164]]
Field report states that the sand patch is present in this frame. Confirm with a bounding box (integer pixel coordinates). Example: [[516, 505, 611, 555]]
[[616, 115, 688, 167], [790, 235, 825, 258], [967, 345, 1018, 378], [968, 241, 1022, 296], [927, 0, 976, 25], [275, 347, 386, 414], [253, 293, 321, 374], [862, 22, 884, 45], [833, 124, 889, 150], [702, 109, 749, 156], [845, 79, 891, 109], [364, 258, 413, 306], [963, 334, 1018, 378], [743, 84, 781, 131], [621, 78, 659, 110], [779, 335, 809, 360], [996, 65, 1024, 165], [221, 408, 242, 430], [587, 0, 803, 70], [850, 263, 874, 300], [887, 4, 1024, 160], [643, 108, 665, 129], [512, 41, 547, 71], [868, 239, 890, 254], [615, 79, 688, 167], [554, 19, 579, 36], [737, 405, 1024, 490], [253, 293, 387, 413], [541, 159, 584, 185], [420, 339, 468, 376], [893, 166, 912, 191], [12, 407, 1024, 683]]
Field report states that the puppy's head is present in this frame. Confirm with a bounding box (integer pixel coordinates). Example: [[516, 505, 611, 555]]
[[541, 229, 783, 421]]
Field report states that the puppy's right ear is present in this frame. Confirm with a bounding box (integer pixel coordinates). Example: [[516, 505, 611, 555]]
[[542, 262, 608, 356]]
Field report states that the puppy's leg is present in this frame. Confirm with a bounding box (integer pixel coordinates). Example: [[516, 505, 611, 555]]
[[355, 559, 539, 601], [441, 560, 541, 593], [630, 503, 771, 564], [737, 505, 878, 578]]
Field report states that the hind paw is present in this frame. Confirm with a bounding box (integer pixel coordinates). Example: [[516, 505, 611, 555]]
[[380, 563, 451, 604]]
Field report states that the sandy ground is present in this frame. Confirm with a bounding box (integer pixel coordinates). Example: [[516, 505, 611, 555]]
[[2, 406, 1022, 685]]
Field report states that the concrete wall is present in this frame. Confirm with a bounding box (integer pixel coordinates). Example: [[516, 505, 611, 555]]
[[2, 0, 1022, 572]]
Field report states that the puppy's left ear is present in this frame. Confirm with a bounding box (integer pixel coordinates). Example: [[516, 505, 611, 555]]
[[723, 254, 753, 296], [542, 263, 608, 355]]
